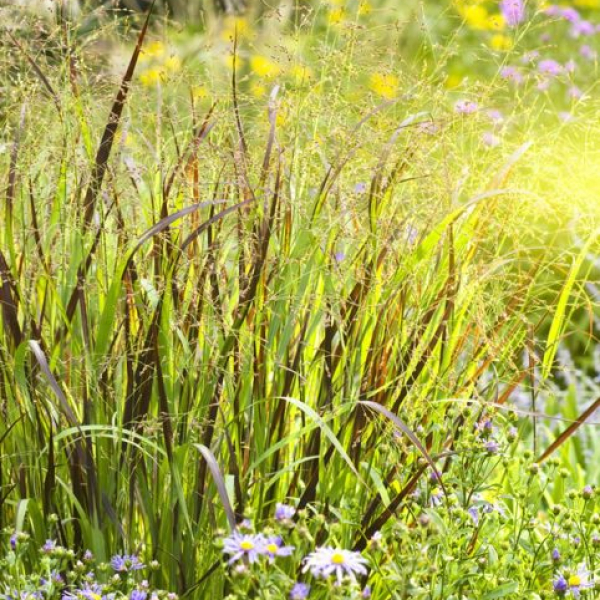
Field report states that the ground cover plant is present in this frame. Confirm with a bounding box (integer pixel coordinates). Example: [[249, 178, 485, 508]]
[[2, 1, 600, 598]]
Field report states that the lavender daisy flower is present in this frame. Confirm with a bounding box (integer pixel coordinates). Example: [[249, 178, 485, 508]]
[[222, 532, 265, 565], [455, 100, 478, 115], [275, 503, 296, 521], [263, 536, 295, 562], [130, 591, 147, 600], [42, 540, 57, 553], [571, 20, 595, 37], [354, 182, 367, 194], [430, 487, 444, 507], [559, 111, 574, 123], [10, 534, 16, 550], [568, 86, 583, 100], [567, 566, 593, 597], [362, 586, 372, 598], [110, 554, 145, 572], [538, 59, 562, 76], [500, 0, 525, 27], [62, 583, 105, 600], [554, 575, 568, 595], [303, 547, 368, 585], [485, 440, 500, 453], [290, 583, 310, 600], [468, 506, 480, 525], [552, 548, 561, 562], [500, 66, 524, 85], [560, 7, 581, 23], [580, 45, 597, 60], [487, 109, 504, 123]]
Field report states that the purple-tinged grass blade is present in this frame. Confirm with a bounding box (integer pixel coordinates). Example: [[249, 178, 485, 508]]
[[194, 444, 237, 532]]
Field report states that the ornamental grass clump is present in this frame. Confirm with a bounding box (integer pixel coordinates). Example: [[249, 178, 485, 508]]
[[1, 3, 600, 600]]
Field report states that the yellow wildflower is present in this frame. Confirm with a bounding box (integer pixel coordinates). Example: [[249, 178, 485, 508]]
[[290, 64, 313, 86], [328, 8, 346, 25], [191, 86, 209, 100], [220, 16, 252, 42], [225, 54, 244, 71], [358, 0, 372, 16], [164, 55, 181, 72], [445, 73, 463, 89], [141, 40, 165, 61], [139, 68, 162, 87], [250, 82, 267, 97], [487, 13, 506, 31], [369, 72, 399, 99], [250, 55, 281, 78], [461, 5, 489, 29], [490, 34, 513, 51]]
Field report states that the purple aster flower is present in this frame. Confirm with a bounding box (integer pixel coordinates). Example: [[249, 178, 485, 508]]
[[485, 440, 500, 453], [239, 518, 253, 531], [10, 534, 17, 550], [554, 575, 568, 595], [537, 78, 551, 92], [455, 100, 479, 114], [62, 583, 105, 600], [566, 566, 593, 597], [487, 109, 504, 123], [582, 485, 594, 499], [500, 0, 525, 27], [222, 532, 265, 565], [468, 506, 480, 525], [580, 45, 597, 60], [334, 252, 346, 262], [482, 132, 501, 148], [263, 536, 295, 562], [538, 59, 563, 76], [130, 591, 147, 600], [559, 111, 574, 123], [362, 586, 372, 598], [354, 182, 367, 194], [290, 583, 310, 600], [560, 7, 581, 23], [430, 487, 444, 507], [521, 50, 539, 64], [42, 540, 57, 553], [552, 548, 561, 562], [302, 547, 368, 585], [568, 86, 583, 100], [571, 20, 595, 37], [110, 554, 145, 572], [83, 550, 93, 561], [275, 503, 296, 521], [500, 66, 524, 85]]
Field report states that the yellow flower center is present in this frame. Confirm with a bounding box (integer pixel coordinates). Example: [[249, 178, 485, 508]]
[[331, 552, 345, 565], [569, 575, 582, 587], [240, 540, 254, 551], [267, 544, 279, 554]]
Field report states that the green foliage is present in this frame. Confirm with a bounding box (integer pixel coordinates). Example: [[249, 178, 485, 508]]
[[1, 2, 600, 599]]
